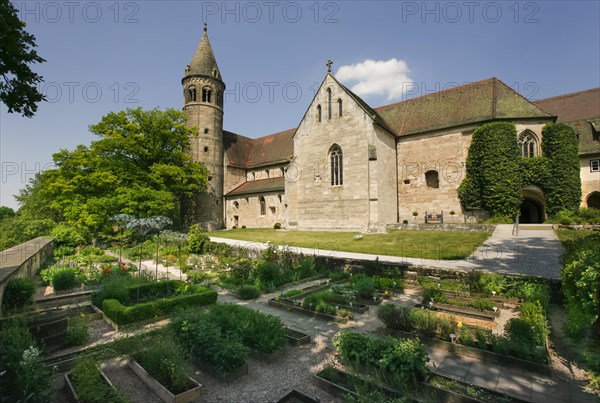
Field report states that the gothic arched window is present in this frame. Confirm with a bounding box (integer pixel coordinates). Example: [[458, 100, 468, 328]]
[[329, 145, 343, 186], [316, 105, 322, 122], [518, 131, 539, 158], [259, 196, 266, 216], [338, 99, 343, 117], [425, 170, 440, 188]]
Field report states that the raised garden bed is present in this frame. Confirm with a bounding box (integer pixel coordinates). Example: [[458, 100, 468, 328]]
[[285, 328, 311, 346], [416, 303, 498, 322], [356, 296, 383, 306], [268, 298, 350, 324], [383, 328, 551, 375], [404, 282, 521, 305], [64, 368, 117, 402], [128, 358, 202, 403], [275, 389, 320, 403], [426, 374, 524, 403]]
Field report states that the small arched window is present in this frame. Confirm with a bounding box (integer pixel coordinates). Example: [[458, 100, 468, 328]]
[[265, 169, 270, 178], [259, 196, 266, 216], [233, 201, 239, 209], [338, 99, 343, 117], [202, 88, 212, 103], [252, 172, 256, 180], [329, 145, 343, 186], [518, 130, 538, 158], [316, 105, 322, 122], [327, 88, 332, 120], [188, 87, 197, 102], [425, 170, 439, 188], [217, 91, 223, 107]]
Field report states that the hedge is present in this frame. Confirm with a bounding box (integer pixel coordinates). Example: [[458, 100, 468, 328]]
[[458, 122, 521, 218], [542, 123, 581, 215], [102, 287, 217, 325]]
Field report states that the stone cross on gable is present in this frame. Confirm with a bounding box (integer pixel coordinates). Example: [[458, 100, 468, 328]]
[[326, 60, 333, 73]]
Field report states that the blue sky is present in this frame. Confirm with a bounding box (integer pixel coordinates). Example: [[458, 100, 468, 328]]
[[1, 0, 599, 209]]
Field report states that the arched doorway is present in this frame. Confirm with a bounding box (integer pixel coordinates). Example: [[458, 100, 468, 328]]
[[587, 192, 600, 210], [520, 186, 546, 223]]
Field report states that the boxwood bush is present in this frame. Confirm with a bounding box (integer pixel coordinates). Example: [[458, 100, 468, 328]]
[[2, 278, 36, 310], [102, 287, 217, 325], [52, 268, 79, 291], [237, 285, 260, 300]]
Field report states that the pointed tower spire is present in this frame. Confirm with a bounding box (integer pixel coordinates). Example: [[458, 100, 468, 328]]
[[187, 25, 223, 80]]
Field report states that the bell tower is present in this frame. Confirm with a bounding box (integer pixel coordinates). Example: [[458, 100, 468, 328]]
[[182, 23, 225, 230]]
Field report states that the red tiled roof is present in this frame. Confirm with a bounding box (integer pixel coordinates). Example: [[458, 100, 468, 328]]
[[225, 177, 285, 197], [223, 129, 294, 169], [534, 88, 600, 123], [374, 78, 554, 136]]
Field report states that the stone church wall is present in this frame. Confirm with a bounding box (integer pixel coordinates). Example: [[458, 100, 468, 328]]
[[225, 192, 285, 228]]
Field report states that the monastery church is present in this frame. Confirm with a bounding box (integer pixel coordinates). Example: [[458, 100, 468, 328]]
[[182, 27, 600, 232]]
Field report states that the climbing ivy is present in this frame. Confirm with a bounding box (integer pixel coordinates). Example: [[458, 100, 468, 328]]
[[542, 124, 581, 215], [458, 122, 522, 218], [518, 157, 549, 191]]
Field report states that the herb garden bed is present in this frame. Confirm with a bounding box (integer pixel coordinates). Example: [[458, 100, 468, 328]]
[[415, 303, 499, 322], [128, 358, 202, 403], [268, 298, 351, 324], [383, 328, 552, 375], [64, 365, 123, 403]]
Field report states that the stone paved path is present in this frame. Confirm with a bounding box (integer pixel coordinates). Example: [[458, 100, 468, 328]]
[[210, 224, 563, 279], [216, 279, 596, 403]]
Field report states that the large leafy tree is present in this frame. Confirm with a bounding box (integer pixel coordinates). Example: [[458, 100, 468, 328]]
[[0, 0, 46, 117], [13, 108, 208, 243]]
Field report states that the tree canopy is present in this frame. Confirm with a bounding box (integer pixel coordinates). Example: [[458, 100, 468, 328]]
[[0, 0, 46, 117], [2, 108, 208, 248]]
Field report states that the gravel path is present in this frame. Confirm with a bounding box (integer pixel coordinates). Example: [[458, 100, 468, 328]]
[[102, 358, 163, 403]]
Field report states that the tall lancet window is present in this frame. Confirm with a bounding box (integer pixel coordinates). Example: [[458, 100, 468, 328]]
[[518, 130, 539, 158], [327, 88, 332, 120], [329, 145, 343, 186]]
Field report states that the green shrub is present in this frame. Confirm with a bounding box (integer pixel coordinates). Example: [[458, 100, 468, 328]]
[[352, 275, 377, 299], [281, 289, 303, 298], [172, 310, 248, 373], [274, 222, 281, 229], [15, 346, 53, 403], [2, 278, 36, 310], [52, 268, 79, 291], [378, 277, 404, 290], [422, 288, 449, 304], [134, 333, 192, 394], [72, 357, 129, 403], [66, 315, 90, 346], [333, 330, 429, 387], [188, 224, 209, 254], [0, 319, 39, 401], [238, 285, 260, 300]]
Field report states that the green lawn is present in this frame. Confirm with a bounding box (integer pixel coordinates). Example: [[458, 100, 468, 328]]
[[554, 229, 597, 242], [209, 228, 492, 260]]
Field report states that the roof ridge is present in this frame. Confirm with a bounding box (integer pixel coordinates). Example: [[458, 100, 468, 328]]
[[535, 87, 600, 102]]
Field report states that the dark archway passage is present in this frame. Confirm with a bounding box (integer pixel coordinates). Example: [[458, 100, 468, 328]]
[[520, 198, 544, 223], [587, 192, 600, 210], [520, 186, 546, 223]]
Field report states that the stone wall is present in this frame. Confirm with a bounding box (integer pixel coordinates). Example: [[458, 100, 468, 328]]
[[225, 192, 286, 228], [0, 237, 54, 316]]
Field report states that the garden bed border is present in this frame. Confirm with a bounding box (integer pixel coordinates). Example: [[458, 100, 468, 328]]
[[128, 358, 202, 403], [268, 298, 350, 324]]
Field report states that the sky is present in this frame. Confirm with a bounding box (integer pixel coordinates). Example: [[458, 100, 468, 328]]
[[1, 0, 599, 209]]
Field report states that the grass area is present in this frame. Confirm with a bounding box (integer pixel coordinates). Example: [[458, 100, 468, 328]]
[[554, 229, 597, 242], [210, 229, 491, 260]]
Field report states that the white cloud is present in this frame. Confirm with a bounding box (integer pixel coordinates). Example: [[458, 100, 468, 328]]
[[336, 58, 413, 101]]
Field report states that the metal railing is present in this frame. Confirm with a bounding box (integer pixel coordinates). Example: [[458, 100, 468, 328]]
[[512, 214, 520, 236]]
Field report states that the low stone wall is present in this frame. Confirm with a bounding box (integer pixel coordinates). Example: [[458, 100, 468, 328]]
[[386, 223, 495, 232], [555, 224, 600, 230], [0, 237, 54, 316]]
